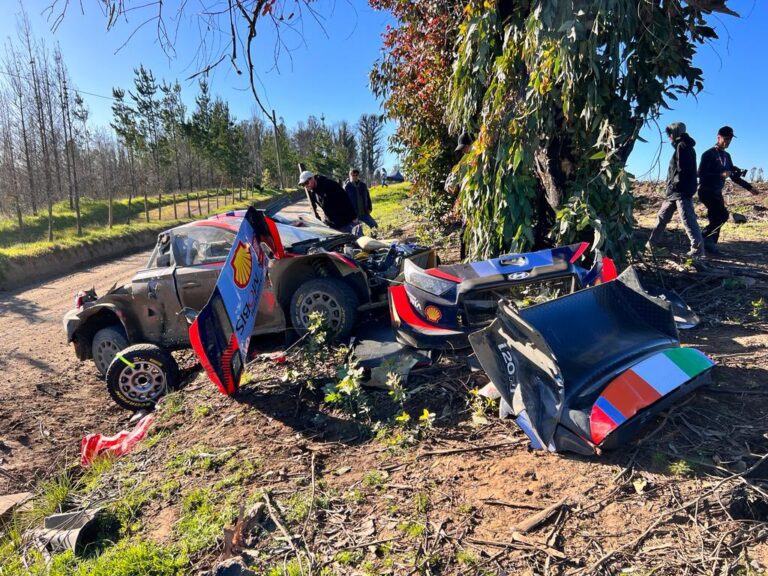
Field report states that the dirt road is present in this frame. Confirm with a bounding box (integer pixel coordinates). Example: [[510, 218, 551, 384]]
[[0, 250, 152, 490], [0, 200, 315, 491]]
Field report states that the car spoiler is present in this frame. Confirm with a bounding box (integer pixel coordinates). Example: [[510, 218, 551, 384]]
[[469, 266, 715, 454], [189, 207, 271, 395]]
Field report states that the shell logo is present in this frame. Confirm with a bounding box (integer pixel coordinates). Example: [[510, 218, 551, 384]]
[[424, 305, 442, 323], [230, 240, 253, 289]]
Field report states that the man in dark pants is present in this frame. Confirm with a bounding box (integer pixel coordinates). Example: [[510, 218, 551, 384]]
[[344, 168, 378, 230], [697, 126, 756, 255], [299, 170, 358, 233], [647, 122, 705, 257]]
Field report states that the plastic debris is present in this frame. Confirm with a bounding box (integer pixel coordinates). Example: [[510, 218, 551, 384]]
[[80, 413, 155, 466]]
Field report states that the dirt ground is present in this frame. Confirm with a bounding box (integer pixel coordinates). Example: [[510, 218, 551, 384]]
[[1, 187, 768, 575]]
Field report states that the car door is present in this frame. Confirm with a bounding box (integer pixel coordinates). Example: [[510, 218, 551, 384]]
[[131, 233, 187, 345]]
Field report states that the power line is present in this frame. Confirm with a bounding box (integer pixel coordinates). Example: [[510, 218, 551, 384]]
[[0, 68, 117, 101]]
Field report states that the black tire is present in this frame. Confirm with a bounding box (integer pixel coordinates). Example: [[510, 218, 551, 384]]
[[105, 344, 179, 411], [289, 278, 359, 341], [92, 326, 129, 376]]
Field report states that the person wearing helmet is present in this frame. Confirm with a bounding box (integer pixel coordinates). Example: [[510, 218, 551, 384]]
[[298, 170, 358, 233], [697, 126, 756, 256], [647, 122, 705, 258]]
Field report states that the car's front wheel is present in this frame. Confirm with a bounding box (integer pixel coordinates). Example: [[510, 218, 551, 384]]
[[289, 278, 358, 341], [92, 326, 129, 376], [105, 344, 179, 410]]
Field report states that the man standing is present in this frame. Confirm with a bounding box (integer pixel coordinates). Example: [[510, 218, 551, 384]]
[[445, 132, 474, 260], [344, 168, 378, 230], [697, 126, 756, 255], [647, 122, 705, 257], [299, 170, 358, 233]]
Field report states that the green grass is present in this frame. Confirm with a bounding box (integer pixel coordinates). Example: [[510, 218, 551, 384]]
[[0, 188, 277, 247], [0, 188, 282, 275], [175, 488, 237, 554], [369, 181, 412, 232]]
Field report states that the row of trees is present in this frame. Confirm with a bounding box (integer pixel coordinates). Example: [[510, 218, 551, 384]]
[[0, 14, 387, 239]]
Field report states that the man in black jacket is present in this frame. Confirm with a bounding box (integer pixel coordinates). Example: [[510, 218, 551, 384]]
[[647, 122, 705, 257], [344, 169, 377, 230], [697, 126, 756, 255], [299, 170, 358, 233]]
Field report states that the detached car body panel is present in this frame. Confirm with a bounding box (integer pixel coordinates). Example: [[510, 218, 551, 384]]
[[469, 267, 715, 455]]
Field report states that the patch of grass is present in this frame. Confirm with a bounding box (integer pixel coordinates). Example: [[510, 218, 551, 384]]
[[457, 503, 474, 515], [213, 458, 259, 490], [456, 549, 479, 566], [81, 455, 117, 494], [0, 188, 277, 249], [157, 392, 184, 420], [75, 539, 188, 576], [282, 490, 329, 524], [668, 459, 695, 477], [176, 488, 236, 554], [413, 492, 429, 514], [362, 470, 386, 489], [266, 558, 307, 576], [398, 520, 426, 539], [334, 549, 364, 566], [111, 481, 159, 535], [342, 488, 365, 504], [141, 429, 170, 450], [369, 182, 412, 232], [26, 468, 78, 525], [166, 445, 236, 475], [193, 404, 213, 418]]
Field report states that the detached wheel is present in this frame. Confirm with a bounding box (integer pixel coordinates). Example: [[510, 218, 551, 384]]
[[105, 344, 179, 410], [92, 326, 129, 376], [289, 278, 358, 341]]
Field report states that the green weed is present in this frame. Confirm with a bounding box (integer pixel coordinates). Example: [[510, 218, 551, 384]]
[[668, 459, 695, 477], [176, 488, 235, 554], [362, 470, 386, 489], [193, 404, 212, 418]]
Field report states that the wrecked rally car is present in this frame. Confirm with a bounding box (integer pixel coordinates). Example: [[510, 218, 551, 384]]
[[389, 243, 617, 350], [63, 208, 435, 408]]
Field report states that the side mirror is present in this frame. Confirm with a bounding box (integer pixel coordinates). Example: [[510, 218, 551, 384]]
[[180, 307, 199, 325]]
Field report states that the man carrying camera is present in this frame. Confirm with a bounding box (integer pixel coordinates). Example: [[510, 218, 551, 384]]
[[697, 126, 756, 255]]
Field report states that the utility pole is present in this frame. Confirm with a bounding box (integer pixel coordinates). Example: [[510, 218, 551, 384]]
[[271, 110, 285, 190]]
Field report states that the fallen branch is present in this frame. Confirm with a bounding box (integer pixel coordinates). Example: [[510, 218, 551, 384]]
[[417, 440, 523, 459], [466, 534, 567, 560], [264, 492, 308, 576], [483, 499, 543, 511], [513, 497, 568, 533]]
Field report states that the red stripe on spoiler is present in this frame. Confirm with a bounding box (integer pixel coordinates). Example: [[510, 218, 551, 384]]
[[426, 268, 461, 283]]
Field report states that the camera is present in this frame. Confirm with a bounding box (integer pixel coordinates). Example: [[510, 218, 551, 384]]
[[732, 167, 748, 179]]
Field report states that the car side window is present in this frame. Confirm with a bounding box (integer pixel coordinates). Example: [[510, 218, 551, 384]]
[[147, 234, 173, 268], [171, 226, 235, 267]]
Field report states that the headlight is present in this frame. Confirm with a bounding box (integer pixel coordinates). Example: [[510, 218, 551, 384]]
[[403, 259, 457, 300]]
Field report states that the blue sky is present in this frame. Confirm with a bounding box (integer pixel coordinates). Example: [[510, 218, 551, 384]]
[[1, 1, 765, 180]]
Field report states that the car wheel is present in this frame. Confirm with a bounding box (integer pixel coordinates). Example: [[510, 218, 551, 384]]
[[92, 326, 129, 376], [105, 344, 179, 411], [289, 278, 358, 341]]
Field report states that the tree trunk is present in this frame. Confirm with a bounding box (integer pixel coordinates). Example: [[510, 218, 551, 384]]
[[18, 95, 38, 216]]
